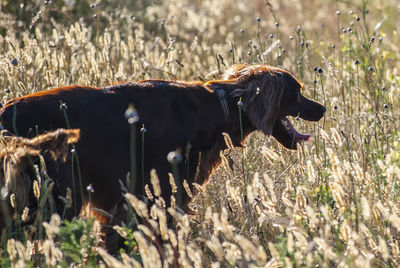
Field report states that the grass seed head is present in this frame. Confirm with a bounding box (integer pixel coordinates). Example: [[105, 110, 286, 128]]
[[168, 172, 177, 193], [150, 169, 161, 197], [183, 179, 193, 198]]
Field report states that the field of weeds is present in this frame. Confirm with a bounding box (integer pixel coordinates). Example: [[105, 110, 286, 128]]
[[1, 0, 400, 267]]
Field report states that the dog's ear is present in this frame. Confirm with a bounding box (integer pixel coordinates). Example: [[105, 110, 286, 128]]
[[0, 129, 80, 208], [1, 151, 36, 210], [231, 72, 284, 135]]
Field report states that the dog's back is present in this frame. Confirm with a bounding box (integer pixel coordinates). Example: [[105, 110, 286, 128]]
[[0, 81, 220, 216]]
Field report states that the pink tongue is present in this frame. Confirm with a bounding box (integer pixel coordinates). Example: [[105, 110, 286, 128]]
[[282, 118, 311, 141]]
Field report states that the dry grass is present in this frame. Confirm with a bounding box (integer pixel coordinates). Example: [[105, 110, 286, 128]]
[[1, 0, 400, 267]]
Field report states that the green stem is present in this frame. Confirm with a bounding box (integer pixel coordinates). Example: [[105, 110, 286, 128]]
[[172, 163, 182, 208], [72, 148, 84, 211], [141, 125, 145, 197], [71, 149, 77, 216], [319, 75, 326, 166], [12, 105, 18, 135], [238, 98, 245, 181], [130, 124, 137, 194]]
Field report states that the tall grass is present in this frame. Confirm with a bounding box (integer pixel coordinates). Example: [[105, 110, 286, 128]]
[[1, 0, 400, 266]]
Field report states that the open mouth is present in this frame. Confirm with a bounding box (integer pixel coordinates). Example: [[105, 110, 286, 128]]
[[272, 117, 311, 149], [280, 117, 310, 142]]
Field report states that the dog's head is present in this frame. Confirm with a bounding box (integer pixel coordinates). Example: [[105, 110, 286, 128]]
[[223, 64, 326, 149]]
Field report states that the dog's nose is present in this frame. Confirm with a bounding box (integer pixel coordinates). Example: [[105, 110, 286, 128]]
[[322, 106, 326, 113]]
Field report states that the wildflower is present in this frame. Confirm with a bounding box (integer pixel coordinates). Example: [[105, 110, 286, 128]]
[[222, 132, 234, 150], [113, 225, 128, 238], [42, 214, 61, 239], [150, 169, 161, 197], [33, 180, 40, 200], [183, 180, 193, 198], [10, 194, 16, 208], [168, 173, 177, 193], [361, 196, 370, 220], [43, 239, 63, 266], [86, 184, 94, 193], [7, 239, 17, 262], [124, 103, 139, 124], [21, 207, 29, 222], [167, 149, 182, 164], [145, 184, 153, 200], [170, 195, 176, 209], [59, 102, 68, 111], [125, 193, 149, 219]]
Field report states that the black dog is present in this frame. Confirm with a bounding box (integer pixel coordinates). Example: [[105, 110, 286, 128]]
[[0, 64, 325, 236]]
